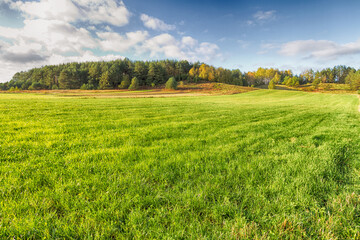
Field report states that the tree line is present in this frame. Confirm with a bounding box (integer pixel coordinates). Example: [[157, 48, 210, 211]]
[[0, 59, 359, 91]]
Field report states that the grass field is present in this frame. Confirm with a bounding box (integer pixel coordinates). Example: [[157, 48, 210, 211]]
[[0, 90, 359, 239]]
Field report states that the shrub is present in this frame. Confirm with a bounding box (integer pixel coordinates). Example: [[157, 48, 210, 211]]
[[251, 84, 255, 88], [179, 81, 184, 88], [118, 75, 130, 89], [80, 84, 89, 90], [312, 78, 321, 89], [9, 87, 20, 92], [165, 77, 177, 90], [151, 82, 156, 88], [324, 84, 331, 91], [52, 85, 59, 90], [128, 77, 140, 90], [268, 80, 276, 89]]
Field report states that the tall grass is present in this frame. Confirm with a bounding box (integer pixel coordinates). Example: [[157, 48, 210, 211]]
[[0, 90, 359, 239]]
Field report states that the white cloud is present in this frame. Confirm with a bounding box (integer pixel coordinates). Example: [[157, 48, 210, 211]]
[[141, 33, 183, 58], [253, 10, 276, 21], [140, 14, 176, 31], [247, 10, 276, 26], [278, 39, 360, 60], [97, 30, 149, 52], [182, 36, 198, 48], [10, 0, 131, 26], [10, 0, 80, 22], [76, 0, 130, 26], [0, 19, 97, 54], [141, 33, 221, 62]]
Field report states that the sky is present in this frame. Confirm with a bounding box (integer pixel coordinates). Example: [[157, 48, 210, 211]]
[[1, 0, 360, 82]]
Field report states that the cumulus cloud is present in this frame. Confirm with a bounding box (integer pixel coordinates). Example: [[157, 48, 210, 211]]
[[182, 36, 198, 48], [97, 30, 149, 52], [140, 34, 221, 62], [140, 14, 176, 31], [10, 0, 80, 22], [0, 19, 97, 54], [76, 0, 130, 27], [10, 0, 131, 26], [279, 39, 360, 60]]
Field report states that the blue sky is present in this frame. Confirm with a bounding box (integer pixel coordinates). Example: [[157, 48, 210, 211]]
[[0, 0, 360, 82]]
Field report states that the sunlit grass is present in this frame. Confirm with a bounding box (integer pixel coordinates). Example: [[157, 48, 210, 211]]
[[0, 90, 359, 239]]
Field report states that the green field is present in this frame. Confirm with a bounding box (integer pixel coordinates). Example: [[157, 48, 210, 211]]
[[0, 90, 359, 239]]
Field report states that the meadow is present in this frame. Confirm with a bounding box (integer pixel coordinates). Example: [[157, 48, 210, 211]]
[[0, 90, 359, 239]]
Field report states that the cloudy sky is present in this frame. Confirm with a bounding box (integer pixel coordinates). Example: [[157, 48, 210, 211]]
[[1, 0, 360, 82]]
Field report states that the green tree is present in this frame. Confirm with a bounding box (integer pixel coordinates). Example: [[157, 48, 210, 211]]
[[58, 70, 71, 89], [28, 82, 42, 90], [268, 80, 276, 89], [118, 75, 131, 89], [345, 70, 360, 90], [99, 71, 112, 89], [128, 77, 140, 90], [312, 78, 321, 89], [165, 77, 177, 90]]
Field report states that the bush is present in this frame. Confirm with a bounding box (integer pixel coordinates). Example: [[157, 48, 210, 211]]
[[179, 81, 184, 88], [165, 77, 177, 90], [52, 85, 59, 90], [251, 84, 255, 88], [151, 83, 156, 88], [268, 80, 276, 89], [80, 84, 95, 90], [128, 77, 140, 90], [324, 84, 331, 91], [118, 75, 130, 89], [312, 78, 321, 89], [9, 87, 20, 92]]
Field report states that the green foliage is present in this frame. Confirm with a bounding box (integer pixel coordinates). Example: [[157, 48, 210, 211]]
[[345, 70, 360, 90], [0, 91, 359, 238], [52, 85, 59, 90], [312, 78, 321, 89], [323, 84, 331, 91], [118, 75, 131, 89], [165, 77, 177, 90], [80, 83, 95, 90], [128, 77, 139, 90], [28, 82, 42, 90], [268, 79, 276, 89], [99, 71, 112, 90], [5, 59, 360, 91], [9, 86, 20, 92]]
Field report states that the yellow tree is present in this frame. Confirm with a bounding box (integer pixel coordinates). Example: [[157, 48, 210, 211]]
[[189, 66, 198, 79], [199, 64, 209, 80]]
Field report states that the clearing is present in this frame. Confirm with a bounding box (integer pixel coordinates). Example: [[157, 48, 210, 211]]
[[0, 90, 359, 239]]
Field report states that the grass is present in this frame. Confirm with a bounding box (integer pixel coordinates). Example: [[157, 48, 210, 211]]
[[0, 90, 359, 239]]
